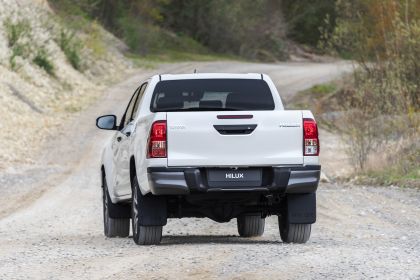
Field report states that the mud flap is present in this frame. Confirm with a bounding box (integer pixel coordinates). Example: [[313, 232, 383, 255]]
[[138, 195, 168, 226], [105, 187, 131, 219], [287, 193, 316, 224], [108, 202, 131, 219]]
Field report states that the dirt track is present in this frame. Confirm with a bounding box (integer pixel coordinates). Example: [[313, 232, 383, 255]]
[[0, 61, 419, 279]]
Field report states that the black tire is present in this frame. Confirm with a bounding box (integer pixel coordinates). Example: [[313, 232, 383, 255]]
[[278, 215, 311, 243], [237, 215, 265, 237], [103, 179, 130, 238], [132, 176, 163, 245]]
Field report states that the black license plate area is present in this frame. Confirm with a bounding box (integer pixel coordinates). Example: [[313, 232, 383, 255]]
[[206, 168, 262, 188]]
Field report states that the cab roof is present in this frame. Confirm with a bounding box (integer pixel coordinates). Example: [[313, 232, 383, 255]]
[[155, 73, 265, 81]]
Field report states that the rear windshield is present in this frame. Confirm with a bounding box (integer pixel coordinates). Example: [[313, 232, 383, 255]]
[[150, 79, 275, 112]]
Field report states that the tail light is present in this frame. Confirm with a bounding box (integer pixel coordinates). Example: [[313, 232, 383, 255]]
[[303, 118, 319, 156], [148, 120, 167, 158]]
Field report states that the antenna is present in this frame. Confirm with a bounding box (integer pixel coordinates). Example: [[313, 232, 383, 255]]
[[194, 69, 197, 73]]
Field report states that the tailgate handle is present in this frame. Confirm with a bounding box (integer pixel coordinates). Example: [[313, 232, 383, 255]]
[[213, 124, 257, 135]]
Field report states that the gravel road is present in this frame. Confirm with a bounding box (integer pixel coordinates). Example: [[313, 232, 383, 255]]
[[0, 61, 419, 280]]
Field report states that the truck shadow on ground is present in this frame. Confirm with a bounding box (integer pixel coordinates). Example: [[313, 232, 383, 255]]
[[159, 235, 282, 245]]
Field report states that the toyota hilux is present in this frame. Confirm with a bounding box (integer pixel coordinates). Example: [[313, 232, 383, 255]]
[[96, 73, 320, 245]]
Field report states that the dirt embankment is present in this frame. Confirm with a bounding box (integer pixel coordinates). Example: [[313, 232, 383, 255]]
[[0, 0, 134, 169]]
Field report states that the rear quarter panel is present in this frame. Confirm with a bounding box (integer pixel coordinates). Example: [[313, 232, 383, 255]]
[[132, 109, 167, 195]]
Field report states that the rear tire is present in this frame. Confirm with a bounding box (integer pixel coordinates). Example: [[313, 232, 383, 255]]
[[237, 215, 265, 237], [278, 215, 311, 243], [132, 176, 163, 245], [103, 179, 130, 238]]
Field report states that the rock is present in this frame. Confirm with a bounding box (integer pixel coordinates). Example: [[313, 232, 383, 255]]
[[320, 171, 330, 183]]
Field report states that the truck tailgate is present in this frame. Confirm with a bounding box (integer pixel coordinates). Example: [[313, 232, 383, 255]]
[[167, 111, 303, 167]]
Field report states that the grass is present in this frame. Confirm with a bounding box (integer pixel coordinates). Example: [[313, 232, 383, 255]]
[[288, 82, 338, 108], [4, 17, 55, 76], [286, 81, 340, 119], [291, 80, 419, 188], [4, 18, 31, 48], [9, 43, 29, 70], [33, 49, 55, 76], [361, 167, 420, 188], [49, 0, 241, 69], [4, 16, 83, 73], [84, 21, 106, 58], [310, 83, 337, 95], [48, 0, 92, 30], [57, 30, 82, 71], [370, 146, 420, 188], [4, 18, 32, 70]]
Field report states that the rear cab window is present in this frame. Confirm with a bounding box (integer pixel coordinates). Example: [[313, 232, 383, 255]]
[[150, 79, 275, 112]]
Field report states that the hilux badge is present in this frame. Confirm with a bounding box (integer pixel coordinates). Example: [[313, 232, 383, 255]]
[[226, 173, 244, 179]]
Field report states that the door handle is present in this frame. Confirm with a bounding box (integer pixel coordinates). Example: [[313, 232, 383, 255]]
[[117, 136, 122, 142], [213, 124, 257, 135]]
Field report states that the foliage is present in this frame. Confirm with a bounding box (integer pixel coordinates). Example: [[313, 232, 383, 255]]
[[57, 30, 82, 71], [319, 0, 420, 174], [323, 0, 420, 63], [161, 0, 287, 60], [119, 16, 208, 56], [362, 141, 419, 188], [311, 83, 337, 95], [4, 18, 31, 48], [48, 0, 289, 61], [84, 21, 106, 57], [33, 49, 55, 76], [282, 0, 337, 47], [4, 18, 32, 70]]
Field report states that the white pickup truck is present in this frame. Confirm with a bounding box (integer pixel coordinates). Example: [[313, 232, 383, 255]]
[[96, 73, 320, 245]]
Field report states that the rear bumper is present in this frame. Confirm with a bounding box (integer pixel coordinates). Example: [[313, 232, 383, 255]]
[[147, 165, 320, 195]]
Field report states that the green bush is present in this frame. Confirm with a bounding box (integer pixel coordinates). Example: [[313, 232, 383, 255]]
[[33, 49, 55, 76], [9, 43, 30, 70], [162, 0, 288, 61], [311, 83, 337, 95], [4, 18, 31, 48], [48, 0, 289, 61], [282, 0, 336, 48], [57, 30, 82, 71], [4, 18, 31, 70], [84, 21, 106, 57], [322, 0, 420, 173], [118, 17, 209, 56]]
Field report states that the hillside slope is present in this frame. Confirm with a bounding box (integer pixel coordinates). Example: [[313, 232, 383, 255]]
[[0, 0, 133, 168]]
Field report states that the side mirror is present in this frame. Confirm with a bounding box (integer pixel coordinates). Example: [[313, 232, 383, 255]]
[[96, 115, 117, 130]]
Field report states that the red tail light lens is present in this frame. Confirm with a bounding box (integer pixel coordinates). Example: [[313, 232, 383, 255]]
[[148, 120, 167, 158], [303, 118, 319, 156]]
